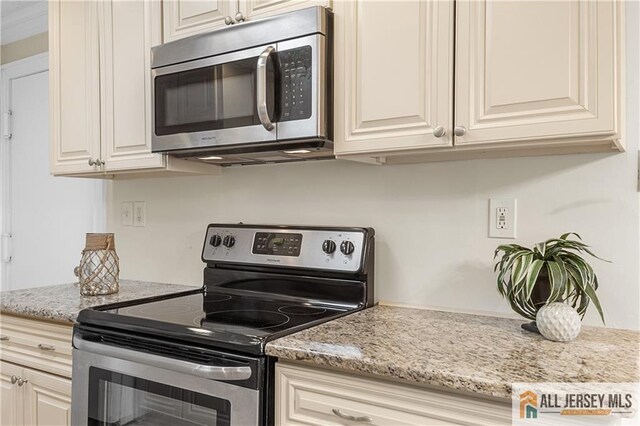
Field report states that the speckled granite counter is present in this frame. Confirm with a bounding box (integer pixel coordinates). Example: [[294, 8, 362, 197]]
[[0, 280, 199, 323], [265, 305, 640, 399]]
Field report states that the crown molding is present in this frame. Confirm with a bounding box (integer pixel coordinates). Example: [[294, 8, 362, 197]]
[[1, 1, 48, 45]]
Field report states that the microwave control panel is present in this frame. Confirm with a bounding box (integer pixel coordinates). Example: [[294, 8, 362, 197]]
[[279, 46, 312, 122]]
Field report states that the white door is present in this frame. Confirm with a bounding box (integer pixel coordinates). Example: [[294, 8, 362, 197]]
[[1, 55, 105, 291]]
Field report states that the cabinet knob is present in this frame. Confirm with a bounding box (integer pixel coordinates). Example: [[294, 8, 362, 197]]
[[235, 12, 245, 23], [224, 16, 235, 25], [88, 158, 104, 167], [453, 126, 467, 137], [10, 375, 18, 384], [433, 126, 446, 138], [38, 343, 56, 351], [332, 409, 372, 423], [17, 378, 27, 387]]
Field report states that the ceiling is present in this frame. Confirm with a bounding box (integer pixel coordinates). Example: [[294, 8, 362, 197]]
[[1, 0, 44, 19], [1, 0, 47, 45]]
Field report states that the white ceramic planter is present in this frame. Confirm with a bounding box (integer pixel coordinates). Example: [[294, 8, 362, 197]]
[[536, 303, 581, 342]]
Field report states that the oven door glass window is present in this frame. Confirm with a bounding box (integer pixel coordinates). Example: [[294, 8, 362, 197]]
[[88, 367, 230, 426], [154, 56, 275, 136]]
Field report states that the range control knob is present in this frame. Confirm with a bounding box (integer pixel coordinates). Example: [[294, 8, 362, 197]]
[[223, 235, 235, 248], [209, 234, 222, 247], [322, 240, 336, 254], [340, 241, 355, 256]]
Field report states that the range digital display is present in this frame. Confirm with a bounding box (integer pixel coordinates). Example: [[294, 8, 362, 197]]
[[252, 232, 302, 257]]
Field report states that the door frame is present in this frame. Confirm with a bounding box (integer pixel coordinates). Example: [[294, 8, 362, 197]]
[[0, 53, 106, 291]]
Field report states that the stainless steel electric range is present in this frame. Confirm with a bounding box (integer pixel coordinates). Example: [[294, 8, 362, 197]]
[[71, 224, 374, 426]]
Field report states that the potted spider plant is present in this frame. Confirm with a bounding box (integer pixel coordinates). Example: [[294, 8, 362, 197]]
[[494, 233, 606, 338]]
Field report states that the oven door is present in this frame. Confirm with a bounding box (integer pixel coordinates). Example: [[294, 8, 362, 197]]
[[71, 333, 262, 426], [152, 44, 277, 153]]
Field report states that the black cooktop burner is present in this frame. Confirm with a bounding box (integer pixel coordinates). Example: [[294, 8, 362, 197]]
[[204, 310, 290, 329], [278, 305, 327, 315]]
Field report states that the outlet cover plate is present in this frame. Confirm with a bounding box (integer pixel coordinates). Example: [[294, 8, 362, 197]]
[[489, 198, 517, 239], [133, 202, 146, 227], [121, 202, 133, 226]]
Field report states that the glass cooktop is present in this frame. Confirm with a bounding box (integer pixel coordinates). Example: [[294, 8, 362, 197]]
[[82, 289, 352, 355]]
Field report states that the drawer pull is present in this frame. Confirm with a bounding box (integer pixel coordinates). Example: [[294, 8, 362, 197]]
[[38, 343, 56, 351], [332, 409, 373, 423], [0, 335, 9, 341]]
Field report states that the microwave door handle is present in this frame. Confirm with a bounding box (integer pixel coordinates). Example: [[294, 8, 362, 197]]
[[256, 46, 275, 131], [73, 334, 252, 381]]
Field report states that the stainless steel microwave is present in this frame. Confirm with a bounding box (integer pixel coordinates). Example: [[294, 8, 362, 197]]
[[151, 7, 333, 166]]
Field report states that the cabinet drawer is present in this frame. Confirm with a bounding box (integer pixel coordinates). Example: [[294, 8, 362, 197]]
[[276, 363, 510, 426], [0, 315, 73, 378]]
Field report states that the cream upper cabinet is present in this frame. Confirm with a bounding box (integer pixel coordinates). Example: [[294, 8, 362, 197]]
[[163, 0, 330, 42], [239, 0, 331, 21], [163, 0, 238, 42], [335, 0, 624, 163], [333, 0, 455, 157], [454, 0, 623, 148], [50, 0, 217, 177], [49, 0, 101, 175], [99, 0, 165, 172]]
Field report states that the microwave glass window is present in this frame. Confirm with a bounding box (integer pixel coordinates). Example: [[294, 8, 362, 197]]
[[155, 56, 274, 136], [87, 367, 231, 426]]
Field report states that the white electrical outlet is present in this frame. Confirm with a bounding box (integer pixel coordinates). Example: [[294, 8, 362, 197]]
[[497, 207, 508, 229], [133, 202, 146, 227], [489, 198, 517, 239], [121, 202, 133, 226]]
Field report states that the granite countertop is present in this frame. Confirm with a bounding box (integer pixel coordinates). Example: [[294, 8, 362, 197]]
[[0, 280, 199, 323], [265, 305, 640, 399]]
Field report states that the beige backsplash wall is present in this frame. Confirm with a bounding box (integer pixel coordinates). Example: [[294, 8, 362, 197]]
[[107, 142, 640, 330]]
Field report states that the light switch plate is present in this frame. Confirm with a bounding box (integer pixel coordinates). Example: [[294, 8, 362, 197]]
[[121, 202, 133, 226], [489, 198, 517, 239], [133, 202, 146, 227]]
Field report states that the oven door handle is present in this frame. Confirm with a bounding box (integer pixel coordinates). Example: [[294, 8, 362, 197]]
[[73, 334, 252, 381], [256, 46, 275, 131]]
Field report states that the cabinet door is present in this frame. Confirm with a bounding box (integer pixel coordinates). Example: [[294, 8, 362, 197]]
[[23, 369, 72, 426], [0, 361, 23, 426], [333, 0, 454, 156], [49, 0, 102, 175], [163, 0, 238, 42], [99, 0, 165, 172], [455, 0, 622, 147], [239, 0, 330, 21]]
